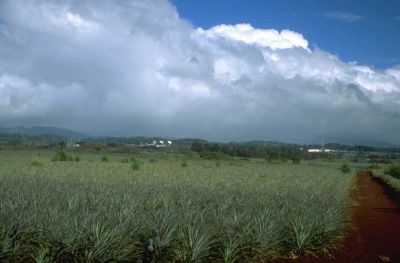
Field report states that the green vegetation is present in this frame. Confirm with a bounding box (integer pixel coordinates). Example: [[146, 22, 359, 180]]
[[340, 163, 351, 173], [110, 145, 138, 154], [191, 141, 306, 161], [101, 156, 110, 162], [0, 149, 353, 262], [370, 163, 400, 194], [366, 154, 394, 164], [384, 165, 400, 179], [31, 159, 44, 166], [368, 163, 381, 169], [368, 160, 400, 194], [52, 150, 69, 162], [131, 160, 140, 170]]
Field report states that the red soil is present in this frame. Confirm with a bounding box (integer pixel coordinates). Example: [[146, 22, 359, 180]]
[[283, 171, 400, 263]]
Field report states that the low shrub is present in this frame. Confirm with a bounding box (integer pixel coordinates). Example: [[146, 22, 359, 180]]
[[75, 156, 81, 162], [384, 165, 400, 179], [181, 159, 188, 168], [340, 163, 351, 173], [101, 156, 110, 162], [131, 161, 140, 170], [52, 150, 69, 162]]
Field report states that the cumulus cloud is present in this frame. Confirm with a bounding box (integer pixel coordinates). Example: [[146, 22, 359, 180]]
[[196, 24, 309, 50], [0, 0, 399, 143], [322, 11, 365, 23]]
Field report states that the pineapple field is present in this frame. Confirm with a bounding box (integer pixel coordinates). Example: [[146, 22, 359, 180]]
[[0, 149, 353, 262]]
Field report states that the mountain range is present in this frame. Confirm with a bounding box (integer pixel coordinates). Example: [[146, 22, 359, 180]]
[[0, 126, 88, 139], [0, 126, 399, 148]]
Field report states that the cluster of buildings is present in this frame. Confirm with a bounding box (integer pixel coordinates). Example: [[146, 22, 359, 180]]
[[307, 148, 335, 153], [143, 140, 173, 148]]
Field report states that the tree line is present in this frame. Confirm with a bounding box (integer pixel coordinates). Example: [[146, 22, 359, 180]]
[[190, 141, 315, 162]]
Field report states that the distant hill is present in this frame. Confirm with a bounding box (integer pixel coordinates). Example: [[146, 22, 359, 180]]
[[0, 126, 88, 139], [325, 138, 400, 149], [0, 126, 398, 150], [229, 140, 296, 147]]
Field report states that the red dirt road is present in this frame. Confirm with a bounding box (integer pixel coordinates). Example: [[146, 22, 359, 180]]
[[285, 171, 400, 263]]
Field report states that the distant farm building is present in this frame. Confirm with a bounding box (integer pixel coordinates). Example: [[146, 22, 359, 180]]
[[143, 140, 172, 148], [307, 148, 335, 153]]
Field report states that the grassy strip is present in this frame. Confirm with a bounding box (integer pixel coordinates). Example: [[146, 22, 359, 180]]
[[371, 171, 400, 194]]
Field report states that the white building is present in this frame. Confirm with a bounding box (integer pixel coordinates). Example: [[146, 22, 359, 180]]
[[308, 148, 335, 153]]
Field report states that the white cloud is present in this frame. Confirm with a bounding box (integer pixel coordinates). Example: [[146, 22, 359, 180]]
[[197, 24, 309, 50], [65, 12, 99, 34], [213, 57, 250, 84], [322, 11, 365, 23], [165, 77, 211, 98], [0, 0, 399, 143]]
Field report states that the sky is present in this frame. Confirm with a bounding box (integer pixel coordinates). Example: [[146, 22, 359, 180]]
[[173, 0, 400, 68], [0, 0, 399, 144]]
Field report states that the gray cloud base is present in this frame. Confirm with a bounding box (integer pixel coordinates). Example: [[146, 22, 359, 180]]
[[0, 0, 399, 143]]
